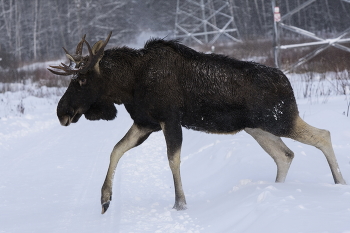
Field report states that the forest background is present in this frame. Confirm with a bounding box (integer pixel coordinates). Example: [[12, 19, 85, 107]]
[[1, 0, 350, 76]]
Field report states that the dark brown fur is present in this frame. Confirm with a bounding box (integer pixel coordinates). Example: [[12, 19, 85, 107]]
[[50, 34, 346, 214]]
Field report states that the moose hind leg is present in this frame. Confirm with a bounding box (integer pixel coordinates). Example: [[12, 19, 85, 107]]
[[245, 128, 294, 183], [289, 116, 346, 184]]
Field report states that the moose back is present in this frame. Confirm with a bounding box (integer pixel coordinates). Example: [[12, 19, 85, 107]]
[[48, 32, 346, 214]]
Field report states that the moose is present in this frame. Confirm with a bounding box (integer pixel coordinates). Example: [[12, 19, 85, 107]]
[[48, 32, 346, 214]]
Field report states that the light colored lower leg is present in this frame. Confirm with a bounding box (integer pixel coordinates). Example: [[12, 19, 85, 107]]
[[168, 148, 187, 210], [101, 123, 152, 213], [245, 128, 294, 183], [290, 116, 346, 184]]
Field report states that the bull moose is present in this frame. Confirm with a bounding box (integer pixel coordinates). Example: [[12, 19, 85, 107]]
[[48, 32, 346, 214]]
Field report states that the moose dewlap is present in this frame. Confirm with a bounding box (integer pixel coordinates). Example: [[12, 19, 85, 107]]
[[48, 32, 346, 214]]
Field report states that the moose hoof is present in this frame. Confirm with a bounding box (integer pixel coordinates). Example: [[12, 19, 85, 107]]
[[101, 201, 110, 214], [173, 201, 187, 211]]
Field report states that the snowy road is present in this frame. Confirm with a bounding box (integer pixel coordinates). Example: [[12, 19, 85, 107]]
[[1, 94, 350, 233]]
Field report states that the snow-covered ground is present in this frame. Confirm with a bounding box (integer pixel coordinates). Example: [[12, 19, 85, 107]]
[[0, 84, 350, 233]]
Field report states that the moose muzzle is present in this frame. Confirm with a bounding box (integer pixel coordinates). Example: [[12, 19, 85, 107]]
[[57, 106, 83, 126]]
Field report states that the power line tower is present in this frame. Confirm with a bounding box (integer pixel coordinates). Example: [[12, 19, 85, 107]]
[[175, 0, 241, 45], [272, 0, 350, 72]]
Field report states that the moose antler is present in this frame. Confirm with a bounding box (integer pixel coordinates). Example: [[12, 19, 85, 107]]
[[75, 34, 86, 55], [48, 32, 112, 76], [62, 34, 86, 63]]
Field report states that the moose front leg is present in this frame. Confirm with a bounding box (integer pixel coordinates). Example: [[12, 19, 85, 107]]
[[160, 121, 187, 210], [101, 123, 153, 214]]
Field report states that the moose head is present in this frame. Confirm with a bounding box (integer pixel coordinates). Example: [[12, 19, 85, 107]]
[[48, 32, 117, 126]]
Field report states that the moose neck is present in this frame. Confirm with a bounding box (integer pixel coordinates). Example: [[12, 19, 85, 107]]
[[99, 47, 141, 105]]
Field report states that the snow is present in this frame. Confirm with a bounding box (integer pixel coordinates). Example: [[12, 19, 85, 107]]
[[0, 87, 350, 233]]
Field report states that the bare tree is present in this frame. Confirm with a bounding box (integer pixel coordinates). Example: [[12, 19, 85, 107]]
[[0, 0, 350, 64], [33, 0, 39, 60]]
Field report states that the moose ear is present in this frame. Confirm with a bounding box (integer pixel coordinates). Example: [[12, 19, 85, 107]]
[[84, 101, 117, 121], [91, 40, 105, 72]]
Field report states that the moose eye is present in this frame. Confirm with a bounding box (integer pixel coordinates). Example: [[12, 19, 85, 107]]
[[79, 79, 87, 86]]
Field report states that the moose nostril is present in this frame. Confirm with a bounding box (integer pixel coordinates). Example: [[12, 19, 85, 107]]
[[67, 108, 75, 116]]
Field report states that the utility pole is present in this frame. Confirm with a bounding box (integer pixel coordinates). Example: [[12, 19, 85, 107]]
[[272, 0, 281, 68]]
